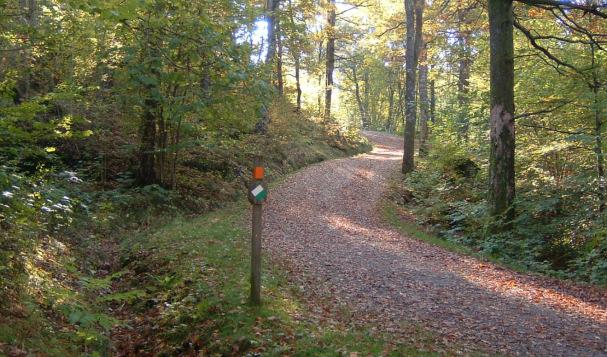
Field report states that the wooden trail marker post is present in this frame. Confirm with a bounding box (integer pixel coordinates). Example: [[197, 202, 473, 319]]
[[247, 166, 267, 305]]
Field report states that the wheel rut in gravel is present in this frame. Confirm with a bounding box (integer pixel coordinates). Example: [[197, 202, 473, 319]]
[[264, 131, 607, 356]]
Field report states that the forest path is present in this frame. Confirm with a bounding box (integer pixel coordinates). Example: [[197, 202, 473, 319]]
[[264, 131, 607, 356]]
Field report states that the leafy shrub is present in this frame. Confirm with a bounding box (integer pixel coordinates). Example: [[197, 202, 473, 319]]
[[398, 141, 607, 284]]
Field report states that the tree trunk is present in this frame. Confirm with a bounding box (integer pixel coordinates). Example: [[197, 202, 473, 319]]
[[324, 0, 336, 122], [594, 87, 605, 212], [430, 78, 436, 124], [402, 0, 424, 174], [317, 39, 324, 116], [265, 0, 279, 65], [387, 83, 395, 132], [157, 111, 167, 185], [295, 55, 302, 111], [363, 69, 370, 120], [16, 0, 38, 101], [287, 0, 302, 111], [201, 66, 211, 101], [276, 17, 284, 96], [488, 0, 515, 222], [352, 65, 368, 128], [591, 44, 606, 212], [457, 11, 472, 140], [397, 71, 405, 126], [255, 0, 280, 134], [418, 41, 430, 156], [138, 101, 158, 186], [137, 31, 161, 186]]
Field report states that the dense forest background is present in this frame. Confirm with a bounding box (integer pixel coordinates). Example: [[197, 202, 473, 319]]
[[1, 0, 607, 354]]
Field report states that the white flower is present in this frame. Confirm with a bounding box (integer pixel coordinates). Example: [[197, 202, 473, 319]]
[[2, 191, 13, 198], [69, 176, 83, 184]]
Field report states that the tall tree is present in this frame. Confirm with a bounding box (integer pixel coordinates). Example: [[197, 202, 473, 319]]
[[487, 0, 607, 222], [418, 39, 430, 156], [137, 25, 162, 186], [351, 63, 369, 128], [591, 42, 605, 211], [276, 15, 285, 96], [287, 0, 303, 111], [487, 0, 515, 222], [402, 0, 424, 173], [324, 0, 336, 121], [456, 7, 473, 140], [256, 0, 281, 133]]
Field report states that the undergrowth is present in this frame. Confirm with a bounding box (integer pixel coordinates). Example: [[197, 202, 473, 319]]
[[386, 139, 607, 286], [106, 202, 442, 356], [0, 101, 371, 355]]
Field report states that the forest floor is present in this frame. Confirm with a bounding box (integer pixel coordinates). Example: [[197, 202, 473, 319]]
[[265, 131, 607, 356]]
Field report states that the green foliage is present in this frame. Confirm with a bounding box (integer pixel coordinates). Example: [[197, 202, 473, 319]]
[[396, 140, 607, 284], [109, 201, 444, 355]]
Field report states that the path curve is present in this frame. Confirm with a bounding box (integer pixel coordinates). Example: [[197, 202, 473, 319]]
[[264, 131, 607, 356]]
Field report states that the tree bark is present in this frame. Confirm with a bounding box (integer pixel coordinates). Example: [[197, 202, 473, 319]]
[[402, 0, 424, 174], [430, 78, 436, 124], [137, 43, 161, 186], [387, 83, 395, 132], [135, 20, 164, 186], [591, 44, 606, 212], [397, 71, 405, 126], [324, 0, 336, 122], [294, 54, 302, 111], [457, 10, 472, 140], [317, 38, 324, 116], [594, 87, 605, 212], [352, 65, 368, 128], [16, 0, 38, 101], [287, 0, 302, 111], [255, 0, 280, 134], [418, 41, 430, 156], [265, 0, 279, 65], [363, 69, 370, 122], [276, 17, 284, 96], [201, 66, 211, 101], [138, 99, 158, 186], [488, 0, 516, 222]]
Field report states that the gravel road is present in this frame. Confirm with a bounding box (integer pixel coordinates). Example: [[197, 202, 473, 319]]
[[264, 131, 607, 356]]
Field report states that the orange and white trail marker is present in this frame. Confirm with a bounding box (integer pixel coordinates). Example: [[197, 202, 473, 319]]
[[248, 166, 267, 305]]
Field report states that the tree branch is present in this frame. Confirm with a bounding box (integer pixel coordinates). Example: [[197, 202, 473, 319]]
[[377, 22, 405, 37], [518, 123, 587, 135], [513, 100, 572, 120], [515, 0, 607, 19], [513, 19, 583, 74]]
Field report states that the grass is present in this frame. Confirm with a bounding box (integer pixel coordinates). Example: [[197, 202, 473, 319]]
[[112, 199, 442, 355], [381, 198, 537, 276], [0, 107, 373, 355], [382, 200, 473, 256], [0, 234, 117, 355]]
